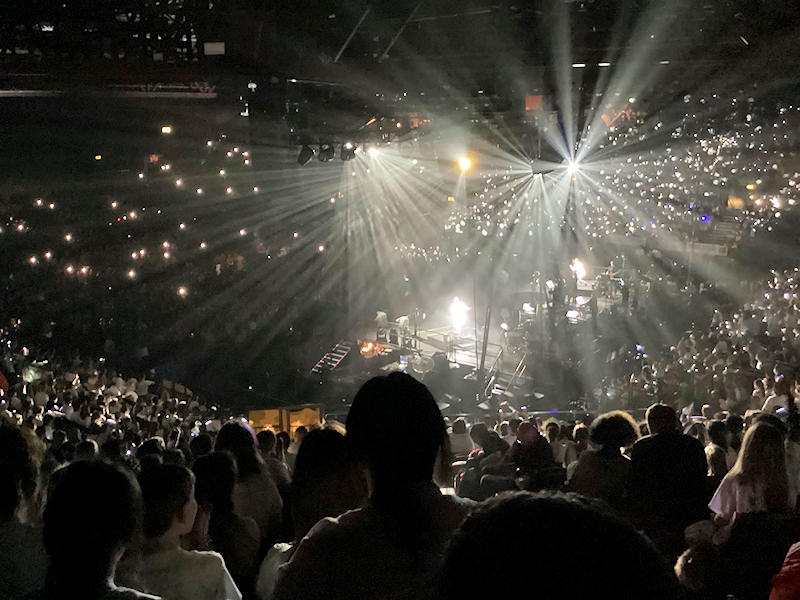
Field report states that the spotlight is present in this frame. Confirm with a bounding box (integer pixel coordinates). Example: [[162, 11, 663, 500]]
[[458, 156, 472, 172], [297, 145, 315, 166], [341, 142, 356, 161], [449, 297, 469, 337], [318, 143, 335, 162], [567, 161, 581, 175], [161, 125, 173, 135], [367, 146, 379, 158]]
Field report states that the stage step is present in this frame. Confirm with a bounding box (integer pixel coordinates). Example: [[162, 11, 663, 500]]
[[311, 341, 352, 374]]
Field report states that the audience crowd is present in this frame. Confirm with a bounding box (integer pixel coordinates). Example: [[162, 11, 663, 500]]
[[5, 267, 800, 599]]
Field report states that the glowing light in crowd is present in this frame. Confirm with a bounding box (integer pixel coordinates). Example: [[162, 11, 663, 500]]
[[65, 265, 75, 274], [449, 297, 470, 336], [34, 198, 44, 207], [367, 147, 379, 158], [131, 252, 139, 260], [162, 241, 170, 248], [199, 242, 207, 249], [570, 258, 587, 280], [226, 187, 233, 195], [138, 173, 144, 179], [293, 232, 300, 239], [219, 169, 226, 176], [48, 203, 55, 210], [177, 286, 188, 297], [206, 140, 213, 147], [64, 233, 73, 242], [238, 228, 247, 236], [175, 179, 183, 187], [161, 125, 173, 135], [28, 255, 38, 265], [196, 187, 204, 195], [139, 249, 146, 257], [94, 154, 102, 161], [253, 186, 259, 192], [179, 223, 187, 230], [43, 251, 52, 260], [79, 266, 90, 275], [16, 223, 26, 232], [458, 156, 472, 172], [127, 269, 136, 279], [317, 244, 325, 253], [163, 252, 171, 259]]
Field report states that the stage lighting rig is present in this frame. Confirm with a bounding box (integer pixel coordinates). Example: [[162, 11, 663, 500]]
[[297, 145, 315, 166], [318, 143, 336, 162]]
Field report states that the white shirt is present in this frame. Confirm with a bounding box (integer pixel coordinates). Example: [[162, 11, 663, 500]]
[[709, 471, 796, 524], [256, 543, 294, 600], [137, 547, 241, 600]]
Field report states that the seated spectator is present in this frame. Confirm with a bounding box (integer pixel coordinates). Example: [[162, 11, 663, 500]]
[[0, 425, 47, 598], [709, 421, 795, 529], [137, 464, 241, 600], [626, 403, 709, 561], [188, 452, 260, 598], [448, 418, 473, 457], [215, 422, 282, 545], [438, 491, 678, 600], [705, 420, 731, 484], [256, 427, 366, 600], [567, 410, 640, 510], [274, 372, 472, 600], [39, 460, 157, 599]]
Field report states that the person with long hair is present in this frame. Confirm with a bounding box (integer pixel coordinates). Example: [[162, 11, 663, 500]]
[[215, 421, 282, 545], [188, 452, 260, 598], [256, 427, 366, 600], [709, 421, 794, 528], [273, 372, 472, 600]]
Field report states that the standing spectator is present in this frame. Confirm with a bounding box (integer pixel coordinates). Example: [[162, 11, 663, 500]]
[[0, 426, 47, 598], [256, 428, 366, 600], [626, 403, 709, 561], [274, 372, 472, 600], [189, 452, 260, 598], [567, 411, 640, 510], [40, 461, 157, 599], [215, 422, 283, 545], [285, 426, 307, 473], [137, 464, 241, 600], [709, 422, 794, 528]]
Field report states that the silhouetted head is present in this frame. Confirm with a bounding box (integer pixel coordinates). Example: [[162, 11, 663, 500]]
[[439, 492, 677, 600], [347, 372, 445, 490]]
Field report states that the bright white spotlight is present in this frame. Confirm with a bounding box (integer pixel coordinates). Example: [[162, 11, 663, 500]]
[[458, 156, 472, 172], [449, 297, 470, 337], [567, 161, 581, 175], [367, 147, 379, 157], [570, 258, 587, 280]]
